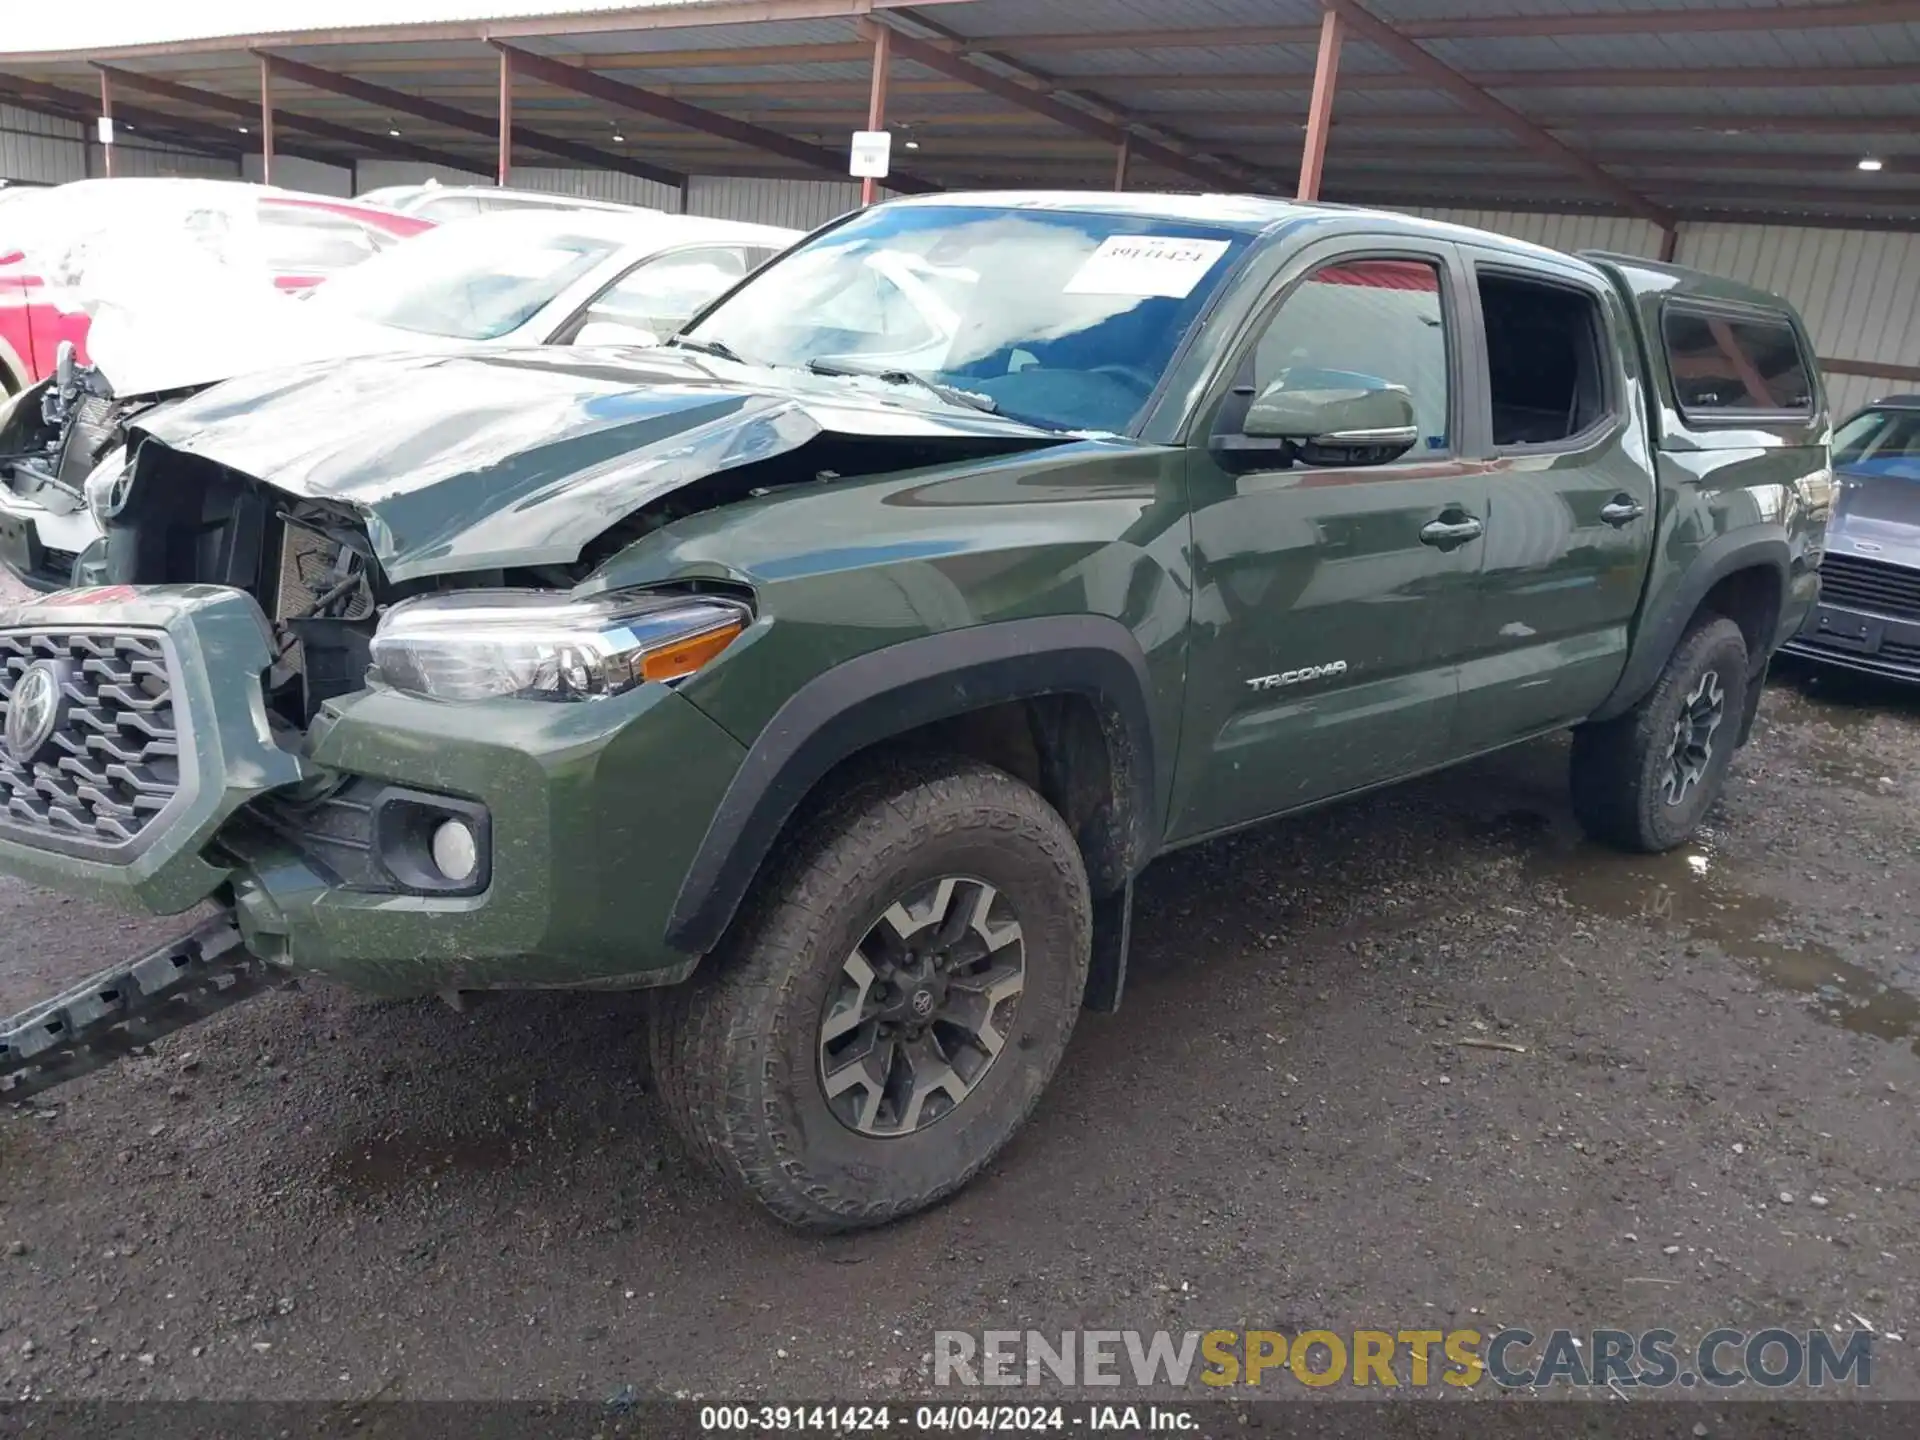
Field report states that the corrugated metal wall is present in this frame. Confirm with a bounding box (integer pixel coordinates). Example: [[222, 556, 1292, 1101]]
[[1404, 206, 1667, 260], [1673, 224, 1920, 419], [507, 166, 682, 212], [685, 176, 880, 233], [351, 160, 486, 192], [350, 160, 680, 210], [0, 103, 81, 183], [2, 103, 234, 184], [242, 154, 353, 196]]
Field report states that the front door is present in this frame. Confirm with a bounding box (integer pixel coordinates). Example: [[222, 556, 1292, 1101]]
[[1168, 242, 1490, 842]]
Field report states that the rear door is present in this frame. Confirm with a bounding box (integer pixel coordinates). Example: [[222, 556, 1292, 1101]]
[[1449, 247, 1657, 749], [1168, 238, 1490, 840]]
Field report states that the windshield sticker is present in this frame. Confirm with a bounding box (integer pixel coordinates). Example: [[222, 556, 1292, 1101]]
[[1064, 236, 1233, 299]]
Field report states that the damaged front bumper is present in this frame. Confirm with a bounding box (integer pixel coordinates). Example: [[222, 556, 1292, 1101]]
[[0, 585, 304, 910], [0, 585, 749, 999]]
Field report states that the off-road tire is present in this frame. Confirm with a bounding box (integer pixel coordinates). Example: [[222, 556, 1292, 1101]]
[[1570, 614, 1749, 853], [649, 754, 1092, 1231]]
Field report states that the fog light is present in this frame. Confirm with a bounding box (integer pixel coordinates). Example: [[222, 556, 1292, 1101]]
[[431, 820, 479, 884]]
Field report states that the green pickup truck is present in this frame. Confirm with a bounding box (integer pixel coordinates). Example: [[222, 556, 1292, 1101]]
[[0, 194, 1830, 1231]]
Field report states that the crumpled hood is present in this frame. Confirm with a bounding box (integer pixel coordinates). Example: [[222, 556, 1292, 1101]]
[[130, 346, 1070, 581], [1827, 464, 1920, 570]]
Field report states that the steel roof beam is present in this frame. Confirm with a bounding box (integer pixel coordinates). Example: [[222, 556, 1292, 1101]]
[[487, 40, 938, 193], [859, 19, 1258, 192], [253, 51, 683, 186], [0, 0, 971, 65], [890, 6, 1289, 190], [97, 63, 487, 174], [961, 2, 1920, 53], [0, 72, 258, 163], [1324, 0, 1671, 228]]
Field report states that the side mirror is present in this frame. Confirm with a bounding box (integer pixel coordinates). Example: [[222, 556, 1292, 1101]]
[[1215, 368, 1421, 471], [572, 319, 660, 349]]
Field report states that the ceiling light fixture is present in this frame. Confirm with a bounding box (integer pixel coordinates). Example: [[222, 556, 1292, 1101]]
[[613, 133, 626, 143], [237, 125, 249, 134], [1858, 156, 1884, 171], [904, 139, 920, 149], [389, 127, 402, 137]]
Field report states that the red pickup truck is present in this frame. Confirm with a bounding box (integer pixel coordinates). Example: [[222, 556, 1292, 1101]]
[[0, 178, 432, 392]]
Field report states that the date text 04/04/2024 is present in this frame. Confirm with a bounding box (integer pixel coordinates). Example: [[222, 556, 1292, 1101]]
[[696, 1404, 1194, 1432]]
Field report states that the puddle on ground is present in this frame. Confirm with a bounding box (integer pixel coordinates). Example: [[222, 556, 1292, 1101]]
[[1521, 827, 1920, 1058]]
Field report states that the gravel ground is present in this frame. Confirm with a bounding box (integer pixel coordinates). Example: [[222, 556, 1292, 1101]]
[[1, 620, 1917, 1402]]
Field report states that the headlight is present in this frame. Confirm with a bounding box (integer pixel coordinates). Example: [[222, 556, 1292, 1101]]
[[369, 589, 750, 702], [83, 447, 132, 528]]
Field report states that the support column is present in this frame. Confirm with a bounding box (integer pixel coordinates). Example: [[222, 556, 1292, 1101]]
[[862, 22, 890, 206], [1113, 133, 1131, 191], [259, 56, 275, 185], [497, 47, 513, 186], [1297, 7, 1344, 201], [98, 68, 115, 178], [1659, 226, 1679, 262]]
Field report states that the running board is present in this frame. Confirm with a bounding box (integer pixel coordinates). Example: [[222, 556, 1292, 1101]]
[[1, 914, 293, 1102]]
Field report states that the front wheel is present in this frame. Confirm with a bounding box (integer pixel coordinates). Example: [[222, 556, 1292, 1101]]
[[650, 755, 1092, 1231], [1570, 614, 1749, 852]]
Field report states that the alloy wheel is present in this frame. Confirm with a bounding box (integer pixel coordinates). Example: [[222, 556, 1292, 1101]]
[[1661, 668, 1726, 807], [817, 875, 1026, 1138]]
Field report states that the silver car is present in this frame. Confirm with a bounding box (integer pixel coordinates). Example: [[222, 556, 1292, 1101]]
[[1783, 396, 1920, 681]]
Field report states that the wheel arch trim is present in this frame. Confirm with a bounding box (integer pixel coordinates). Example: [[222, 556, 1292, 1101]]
[[1590, 527, 1790, 723], [666, 615, 1161, 955]]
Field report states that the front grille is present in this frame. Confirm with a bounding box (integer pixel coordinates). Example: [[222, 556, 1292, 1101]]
[[0, 631, 182, 849], [1817, 553, 1920, 620]]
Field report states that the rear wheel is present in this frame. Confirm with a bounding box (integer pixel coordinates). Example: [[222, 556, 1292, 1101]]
[[1570, 614, 1748, 852], [650, 754, 1091, 1231]]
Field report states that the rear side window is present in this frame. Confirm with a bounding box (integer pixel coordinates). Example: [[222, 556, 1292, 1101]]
[[1476, 269, 1612, 448], [413, 194, 485, 223], [1661, 305, 1813, 419], [261, 205, 382, 273]]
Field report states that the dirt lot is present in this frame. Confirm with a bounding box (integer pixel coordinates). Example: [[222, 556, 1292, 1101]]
[[2, 618, 1917, 1401]]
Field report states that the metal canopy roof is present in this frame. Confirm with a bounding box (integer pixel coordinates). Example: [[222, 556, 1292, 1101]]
[[0, 0, 1915, 226]]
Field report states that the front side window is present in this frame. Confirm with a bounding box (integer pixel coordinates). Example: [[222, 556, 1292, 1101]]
[[309, 222, 622, 341], [1244, 257, 1452, 455], [1662, 306, 1813, 417], [1833, 407, 1920, 478], [683, 205, 1255, 433], [573, 246, 751, 341]]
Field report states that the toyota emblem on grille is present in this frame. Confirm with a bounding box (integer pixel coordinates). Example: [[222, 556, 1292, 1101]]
[[5, 660, 66, 765]]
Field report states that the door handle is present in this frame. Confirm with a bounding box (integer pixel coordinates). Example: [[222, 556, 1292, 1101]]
[[1600, 496, 1645, 526], [1420, 515, 1484, 548]]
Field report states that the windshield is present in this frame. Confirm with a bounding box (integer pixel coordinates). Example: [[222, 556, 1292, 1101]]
[[1833, 406, 1920, 478], [310, 221, 622, 340], [682, 204, 1255, 432]]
